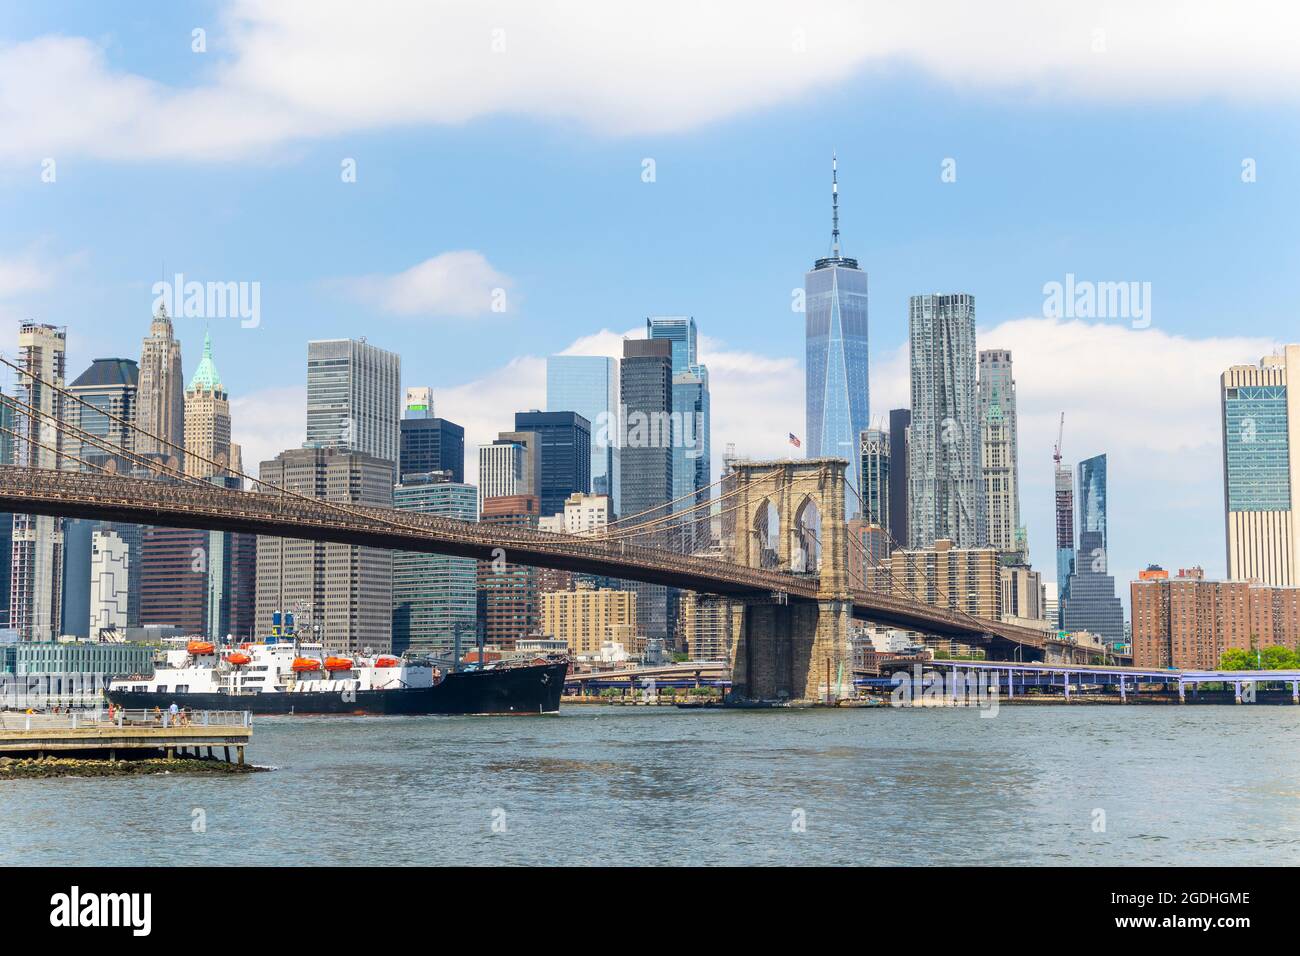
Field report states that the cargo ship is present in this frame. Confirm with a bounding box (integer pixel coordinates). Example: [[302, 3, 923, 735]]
[[106, 637, 567, 716]]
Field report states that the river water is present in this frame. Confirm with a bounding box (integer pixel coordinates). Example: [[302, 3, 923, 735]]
[[4, 704, 1298, 866]]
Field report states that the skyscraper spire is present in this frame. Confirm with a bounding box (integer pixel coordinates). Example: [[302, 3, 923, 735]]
[[831, 152, 840, 257]]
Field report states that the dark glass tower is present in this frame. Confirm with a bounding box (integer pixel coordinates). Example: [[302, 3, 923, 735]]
[[1062, 453, 1124, 645], [805, 155, 869, 514], [399, 418, 465, 483], [620, 339, 673, 641], [513, 410, 592, 517]]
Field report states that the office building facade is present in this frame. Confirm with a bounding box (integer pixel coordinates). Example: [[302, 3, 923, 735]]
[[392, 473, 478, 657], [540, 583, 636, 657], [477, 495, 540, 650], [305, 338, 401, 465], [254, 447, 395, 653], [135, 306, 185, 459], [1061, 454, 1124, 645], [546, 355, 621, 515], [514, 410, 591, 518], [887, 408, 910, 550], [908, 293, 980, 549], [620, 339, 674, 640], [1221, 345, 1300, 586], [979, 349, 1022, 558], [184, 331, 240, 478], [10, 323, 67, 641]]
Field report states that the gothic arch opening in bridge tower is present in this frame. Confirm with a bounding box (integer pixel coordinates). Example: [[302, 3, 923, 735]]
[[793, 495, 821, 573], [753, 498, 781, 570]]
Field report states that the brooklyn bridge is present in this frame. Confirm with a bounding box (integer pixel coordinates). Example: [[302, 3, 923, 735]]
[[0, 354, 1052, 703]]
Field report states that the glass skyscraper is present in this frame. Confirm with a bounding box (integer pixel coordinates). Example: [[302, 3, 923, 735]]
[[908, 293, 980, 548], [648, 316, 711, 551], [513, 410, 592, 518], [392, 473, 478, 657], [1221, 345, 1300, 586], [546, 355, 621, 516], [305, 338, 401, 466], [1062, 453, 1124, 645], [805, 159, 869, 514]]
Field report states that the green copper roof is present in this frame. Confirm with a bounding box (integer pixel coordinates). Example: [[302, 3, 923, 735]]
[[188, 330, 223, 392]]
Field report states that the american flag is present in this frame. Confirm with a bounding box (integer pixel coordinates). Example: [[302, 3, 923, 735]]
[[788, 432, 801, 448]]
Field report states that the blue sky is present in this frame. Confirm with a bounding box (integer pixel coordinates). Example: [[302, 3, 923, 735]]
[[2, 1, 1298, 600]]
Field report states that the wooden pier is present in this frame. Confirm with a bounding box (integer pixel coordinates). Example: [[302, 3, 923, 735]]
[[0, 709, 253, 763]]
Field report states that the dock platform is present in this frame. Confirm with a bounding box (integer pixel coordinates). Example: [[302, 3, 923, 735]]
[[0, 709, 253, 762]]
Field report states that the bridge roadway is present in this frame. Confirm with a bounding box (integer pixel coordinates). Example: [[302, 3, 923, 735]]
[[0, 467, 1048, 656]]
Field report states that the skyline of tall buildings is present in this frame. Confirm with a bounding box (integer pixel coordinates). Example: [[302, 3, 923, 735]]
[[6, 165, 1299, 661]]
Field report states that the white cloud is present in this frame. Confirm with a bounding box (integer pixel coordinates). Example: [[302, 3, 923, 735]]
[[0, 245, 62, 298], [230, 385, 307, 478], [340, 251, 514, 319], [4, 1, 1299, 163]]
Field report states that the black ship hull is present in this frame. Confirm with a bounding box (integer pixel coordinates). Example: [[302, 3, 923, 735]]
[[106, 662, 568, 716]]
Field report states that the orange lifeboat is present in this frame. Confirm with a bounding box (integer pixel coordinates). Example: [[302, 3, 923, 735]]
[[323, 657, 354, 672], [374, 656, 400, 668], [292, 657, 323, 673], [225, 652, 252, 666], [187, 640, 216, 656]]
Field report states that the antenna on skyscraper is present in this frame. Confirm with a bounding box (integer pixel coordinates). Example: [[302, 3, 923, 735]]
[[831, 152, 840, 257]]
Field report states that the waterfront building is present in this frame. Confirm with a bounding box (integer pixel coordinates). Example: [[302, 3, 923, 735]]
[[1220, 344, 1300, 586], [135, 306, 185, 459], [399, 388, 464, 483], [392, 472, 478, 657], [1062, 454, 1124, 646], [804, 156, 870, 514], [305, 338, 401, 465], [908, 293, 980, 548], [621, 338, 674, 642], [1131, 566, 1300, 669], [10, 322, 67, 642], [514, 410, 591, 518], [546, 355, 621, 515], [1000, 563, 1047, 627], [540, 582, 636, 657], [888, 408, 911, 549], [978, 349, 1023, 559], [680, 591, 734, 662], [183, 331, 240, 478], [3, 641, 153, 677], [254, 446, 395, 653], [477, 495, 540, 651]]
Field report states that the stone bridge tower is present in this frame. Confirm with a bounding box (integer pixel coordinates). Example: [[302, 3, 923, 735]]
[[725, 458, 853, 703]]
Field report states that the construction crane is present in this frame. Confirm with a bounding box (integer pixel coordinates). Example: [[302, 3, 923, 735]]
[[1053, 412, 1065, 468]]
